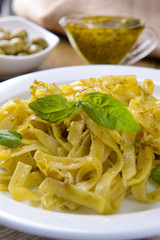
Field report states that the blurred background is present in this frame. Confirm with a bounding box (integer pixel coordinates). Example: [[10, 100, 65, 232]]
[[0, 0, 160, 70]]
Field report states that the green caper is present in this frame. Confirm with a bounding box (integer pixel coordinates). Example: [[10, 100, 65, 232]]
[[0, 48, 5, 54], [27, 44, 43, 54], [32, 37, 48, 49], [10, 37, 24, 54], [10, 29, 28, 39]]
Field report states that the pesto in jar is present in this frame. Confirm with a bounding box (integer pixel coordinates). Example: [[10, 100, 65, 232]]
[[64, 16, 144, 64]]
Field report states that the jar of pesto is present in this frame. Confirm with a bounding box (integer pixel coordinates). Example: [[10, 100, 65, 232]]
[[59, 12, 158, 65]]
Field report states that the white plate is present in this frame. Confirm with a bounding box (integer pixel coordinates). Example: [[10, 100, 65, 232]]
[[0, 65, 160, 240], [0, 16, 59, 78]]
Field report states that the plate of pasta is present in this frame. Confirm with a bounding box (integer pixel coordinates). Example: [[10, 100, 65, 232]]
[[0, 65, 160, 240]]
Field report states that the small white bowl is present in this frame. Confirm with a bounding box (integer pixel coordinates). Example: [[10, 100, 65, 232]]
[[0, 16, 60, 78]]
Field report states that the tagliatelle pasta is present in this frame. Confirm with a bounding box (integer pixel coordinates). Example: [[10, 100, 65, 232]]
[[0, 75, 160, 214]]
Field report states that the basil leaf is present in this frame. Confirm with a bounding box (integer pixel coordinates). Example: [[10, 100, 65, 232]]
[[0, 130, 22, 148], [81, 92, 141, 131], [150, 166, 160, 185], [29, 95, 82, 124], [29, 95, 69, 113]]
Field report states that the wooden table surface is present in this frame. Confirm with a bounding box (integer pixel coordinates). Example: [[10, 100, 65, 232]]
[[1, 35, 160, 240]]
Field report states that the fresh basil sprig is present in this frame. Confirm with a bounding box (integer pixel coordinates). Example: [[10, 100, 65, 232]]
[[150, 166, 160, 185], [0, 130, 22, 148], [80, 92, 140, 131], [28, 94, 82, 124], [28, 92, 141, 131]]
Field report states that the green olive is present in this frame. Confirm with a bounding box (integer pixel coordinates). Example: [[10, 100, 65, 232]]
[[27, 44, 43, 54], [0, 31, 10, 40], [0, 48, 5, 54], [0, 27, 48, 56], [32, 37, 48, 49], [23, 42, 30, 52], [0, 40, 15, 54], [10, 38, 24, 54], [17, 52, 28, 56], [10, 29, 28, 39]]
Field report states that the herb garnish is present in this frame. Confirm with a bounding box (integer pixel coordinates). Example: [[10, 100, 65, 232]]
[[28, 92, 141, 131], [0, 130, 22, 148], [150, 166, 160, 185]]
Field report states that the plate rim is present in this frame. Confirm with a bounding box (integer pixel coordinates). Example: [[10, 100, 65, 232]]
[[1, 63, 160, 84]]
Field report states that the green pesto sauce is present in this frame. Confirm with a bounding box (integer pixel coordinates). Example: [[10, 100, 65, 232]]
[[65, 16, 144, 64]]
